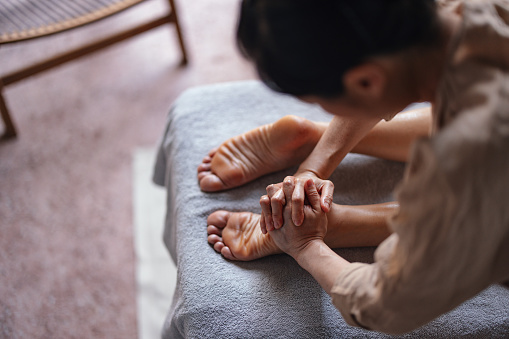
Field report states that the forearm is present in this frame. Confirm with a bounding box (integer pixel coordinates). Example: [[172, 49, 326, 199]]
[[296, 115, 380, 179], [292, 240, 351, 294], [325, 202, 398, 248], [351, 106, 431, 162]]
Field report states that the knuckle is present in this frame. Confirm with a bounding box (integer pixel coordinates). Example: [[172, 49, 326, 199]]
[[283, 180, 292, 189], [272, 201, 283, 210], [293, 196, 304, 205], [283, 176, 294, 184], [273, 194, 284, 204]]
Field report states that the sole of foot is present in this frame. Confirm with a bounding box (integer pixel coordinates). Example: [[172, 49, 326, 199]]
[[207, 210, 282, 261], [197, 115, 324, 192]]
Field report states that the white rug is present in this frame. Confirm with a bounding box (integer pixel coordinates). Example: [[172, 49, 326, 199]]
[[133, 148, 176, 339]]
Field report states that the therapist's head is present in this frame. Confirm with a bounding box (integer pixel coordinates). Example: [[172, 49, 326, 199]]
[[237, 0, 439, 119]]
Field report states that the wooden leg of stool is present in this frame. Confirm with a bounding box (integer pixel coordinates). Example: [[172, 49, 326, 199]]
[[0, 83, 17, 140], [167, 0, 189, 65]]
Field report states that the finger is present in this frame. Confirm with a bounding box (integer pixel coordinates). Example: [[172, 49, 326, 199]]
[[292, 179, 306, 226], [319, 181, 334, 212], [270, 188, 286, 229], [282, 177, 295, 225], [260, 211, 267, 235], [282, 177, 295, 201], [260, 195, 273, 232], [266, 183, 283, 198], [304, 179, 322, 211]]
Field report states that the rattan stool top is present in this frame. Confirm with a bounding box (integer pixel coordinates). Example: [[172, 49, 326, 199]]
[[0, 0, 147, 44], [0, 0, 187, 140]]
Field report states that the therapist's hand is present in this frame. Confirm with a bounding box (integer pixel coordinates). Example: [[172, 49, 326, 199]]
[[259, 172, 333, 234], [264, 177, 328, 257]]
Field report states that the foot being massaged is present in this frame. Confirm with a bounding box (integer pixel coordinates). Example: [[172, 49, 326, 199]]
[[197, 0, 509, 334]]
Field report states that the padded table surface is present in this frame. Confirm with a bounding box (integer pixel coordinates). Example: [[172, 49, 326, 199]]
[[153, 81, 509, 338]]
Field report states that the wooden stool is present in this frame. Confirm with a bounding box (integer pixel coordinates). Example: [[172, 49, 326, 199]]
[[0, 0, 188, 139]]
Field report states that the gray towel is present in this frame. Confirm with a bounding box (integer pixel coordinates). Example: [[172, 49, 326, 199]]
[[153, 80, 509, 338]]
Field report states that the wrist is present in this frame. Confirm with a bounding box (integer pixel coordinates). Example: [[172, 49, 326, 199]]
[[290, 239, 328, 264], [294, 168, 321, 179], [290, 239, 350, 294]]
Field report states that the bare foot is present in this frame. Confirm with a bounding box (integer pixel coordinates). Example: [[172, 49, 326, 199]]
[[207, 210, 282, 261], [198, 115, 325, 192]]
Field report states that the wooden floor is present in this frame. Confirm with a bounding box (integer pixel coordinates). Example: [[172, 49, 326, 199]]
[[0, 0, 255, 337]]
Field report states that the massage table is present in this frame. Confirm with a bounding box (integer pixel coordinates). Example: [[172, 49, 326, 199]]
[[153, 81, 509, 338]]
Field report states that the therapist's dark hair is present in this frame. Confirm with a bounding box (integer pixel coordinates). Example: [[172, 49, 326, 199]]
[[237, 0, 439, 98]]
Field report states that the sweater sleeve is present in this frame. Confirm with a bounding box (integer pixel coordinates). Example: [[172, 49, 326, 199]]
[[331, 134, 505, 334]]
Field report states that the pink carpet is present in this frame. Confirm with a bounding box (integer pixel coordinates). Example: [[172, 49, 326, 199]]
[[0, 0, 255, 337]]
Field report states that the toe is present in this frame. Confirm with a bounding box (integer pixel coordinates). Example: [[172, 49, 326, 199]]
[[208, 147, 218, 157], [207, 210, 231, 228], [197, 170, 212, 181], [207, 225, 222, 236], [221, 246, 236, 261], [208, 234, 222, 245], [202, 155, 212, 164], [213, 241, 225, 254], [200, 174, 228, 192], [197, 163, 211, 173]]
